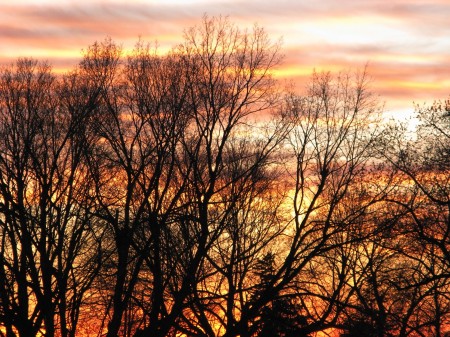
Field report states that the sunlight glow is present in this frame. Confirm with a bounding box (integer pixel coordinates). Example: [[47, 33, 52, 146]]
[[299, 15, 413, 46]]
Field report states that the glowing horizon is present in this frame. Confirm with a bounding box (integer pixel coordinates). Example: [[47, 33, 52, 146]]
[[1, 0, 449, 115]]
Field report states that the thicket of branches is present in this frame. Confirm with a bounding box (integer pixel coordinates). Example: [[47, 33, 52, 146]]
[[0, 16, 449, 337]]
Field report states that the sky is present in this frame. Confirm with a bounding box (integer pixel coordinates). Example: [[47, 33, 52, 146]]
[[1, 0, 449, 118]]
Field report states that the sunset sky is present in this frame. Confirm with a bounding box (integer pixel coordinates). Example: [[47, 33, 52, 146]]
[[1, 0, 449, 117]]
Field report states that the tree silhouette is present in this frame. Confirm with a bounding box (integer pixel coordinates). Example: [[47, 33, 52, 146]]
[[377, 97, 450, 336], [253, 253, 309, 337], [3, 15, 448, 337], [0, 58, 103, 337]]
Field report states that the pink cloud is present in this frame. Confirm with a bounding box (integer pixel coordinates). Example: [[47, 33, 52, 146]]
[[1, 0, 449, 115]]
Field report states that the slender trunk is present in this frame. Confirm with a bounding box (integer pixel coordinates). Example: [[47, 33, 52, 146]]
[[149, 214, 163, 330], [59, 285, 69, 337], [40, 186, 55, 337], [106, 227, 130, 337]]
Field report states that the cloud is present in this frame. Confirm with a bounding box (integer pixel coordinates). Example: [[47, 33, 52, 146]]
[[1, 0, 449, 115]]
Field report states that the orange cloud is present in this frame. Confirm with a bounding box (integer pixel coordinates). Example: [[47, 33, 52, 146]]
[[1, 0, 449, 117]]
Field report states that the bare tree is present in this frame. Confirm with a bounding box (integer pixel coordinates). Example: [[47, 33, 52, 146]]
[[376, 98, 450, 336], [132, 15, 284, 337], [230, 69, 385, 337], [73, 38, 194, 337], [175, 129, 289, 337], [0, 58, 102, 337]]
